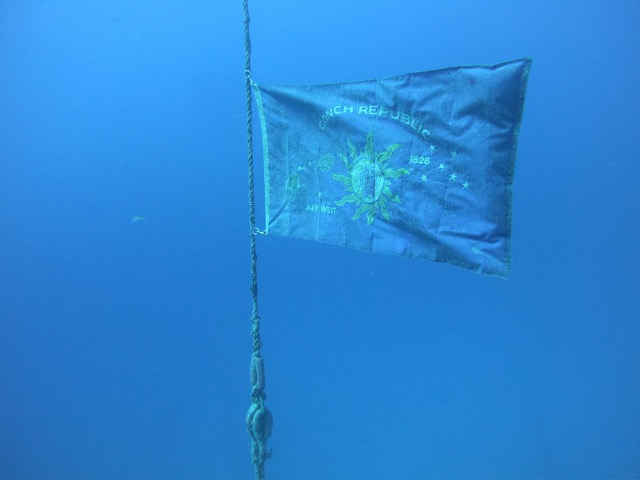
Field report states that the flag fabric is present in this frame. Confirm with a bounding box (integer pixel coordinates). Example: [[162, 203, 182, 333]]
[[253, 58, 531, 277]]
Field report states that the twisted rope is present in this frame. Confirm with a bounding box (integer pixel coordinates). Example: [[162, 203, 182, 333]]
[[242, 1, 272, 479]]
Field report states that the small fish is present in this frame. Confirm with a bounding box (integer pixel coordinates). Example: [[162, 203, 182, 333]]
[[131, 215, 145, 223]]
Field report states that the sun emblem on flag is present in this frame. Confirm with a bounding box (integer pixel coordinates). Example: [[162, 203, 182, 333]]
[[332, 132, 409, 225]]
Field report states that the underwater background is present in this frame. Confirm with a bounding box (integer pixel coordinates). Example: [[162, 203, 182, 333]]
[[1, 1, 639, 478]]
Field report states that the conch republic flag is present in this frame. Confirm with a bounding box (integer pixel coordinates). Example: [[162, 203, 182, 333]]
[[253, 58, 531, 277]]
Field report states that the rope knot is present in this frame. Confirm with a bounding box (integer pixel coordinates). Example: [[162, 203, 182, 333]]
[[246, 401, 273, 479]]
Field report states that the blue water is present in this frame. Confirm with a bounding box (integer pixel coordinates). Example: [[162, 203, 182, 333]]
[[1, 1, 639, 478]]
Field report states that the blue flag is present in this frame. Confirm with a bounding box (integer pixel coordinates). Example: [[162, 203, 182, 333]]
[[253, 58, 531, 277]]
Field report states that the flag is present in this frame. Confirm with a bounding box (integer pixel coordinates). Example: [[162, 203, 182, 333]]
[[253, 58, 531, 277]]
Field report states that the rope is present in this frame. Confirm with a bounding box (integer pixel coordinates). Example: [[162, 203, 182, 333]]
[[242, 1, 272, 479]]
